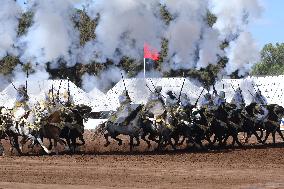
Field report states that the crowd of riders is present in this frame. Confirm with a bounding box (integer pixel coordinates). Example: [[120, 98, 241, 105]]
[[0, 82, 92, 155], [1, 79, 284, 155], [103, 82, 284, 151]]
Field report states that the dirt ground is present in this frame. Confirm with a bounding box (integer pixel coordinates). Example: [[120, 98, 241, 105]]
[[0, 131, 284, 189]]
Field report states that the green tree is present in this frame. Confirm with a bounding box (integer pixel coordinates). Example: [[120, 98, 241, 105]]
[[251, 43, 284, 75]]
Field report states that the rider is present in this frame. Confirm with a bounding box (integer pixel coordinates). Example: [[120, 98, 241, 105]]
[[148, 86, 164, 105], [253, 89, 268, 121], [15, 85, 29, 110], [13, 85, 30, 121], [213, 91, 226, 108], [200, 92, 213, 109], [109, 90, 133, 126], [231, 87, 245, 109], [253, 89, 268, 105], [143, 86, 166, 124], [165, 90, 178, 108]]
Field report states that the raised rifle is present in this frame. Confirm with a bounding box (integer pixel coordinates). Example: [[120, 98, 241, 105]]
[[120, 71, 129, 97], [145, 84, 153, 93], [178, 73, 186, 103], [67, 77, 70, 104], [57, 79, 62, 102], [25, 68, 29, 94], [11, 82, 18, 91], [51, 84, 55, 105], [194, 88, 205, 107]]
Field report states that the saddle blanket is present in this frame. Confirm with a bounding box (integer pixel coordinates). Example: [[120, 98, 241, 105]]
[[280, 118, 284, 131]]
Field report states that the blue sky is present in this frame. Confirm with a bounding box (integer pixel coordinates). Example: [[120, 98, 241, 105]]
[[249, 0, 284, 47], [17, 0, 284, 48]]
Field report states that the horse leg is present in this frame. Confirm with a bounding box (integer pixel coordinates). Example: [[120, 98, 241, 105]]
[[104, 133, 111, 147], [223, 134, 229, 146], [169, 138, 177, 150], [65, 138, 71, 152], [177, 136, 186, 146], [259, 129, 264, 139], [272, 131, 276, 144], [10, 136, 22, 155], [156, 135, 164, 151], [71, 137, 77, 153], [262, 131, 270, 144], [0, 141, 5, 156], [112, 135, 123, 146], [78, 134, 85, 146], [134, 136, 140, 147], [252, 130, 263, 144], [141, 134, 151, 149], [129, 136, 133, 152], [48, 138, 53, 151], [233, 133, 242, 147], [277, 128, 284, 142]]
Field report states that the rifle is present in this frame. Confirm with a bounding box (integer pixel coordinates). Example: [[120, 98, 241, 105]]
[[51, 84, 55, 105], [11, 82, 18, 91], [194, 88, 205, 107], [213, 83, 217, 95], [230, 83, 236, 92], [247, 89, 254, 97], [145, 84, 153, 93], [25, 68, 29, 94], [120, 72, 127, 91], [67, 77, 70, 104], [57, 80, 62, 102], [178, 73, 186, 103]]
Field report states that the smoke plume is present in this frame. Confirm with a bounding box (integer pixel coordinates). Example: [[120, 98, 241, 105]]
[[18, 0, 80, 67], [85, 0, 164, 63], [0, 0, 21, 59]]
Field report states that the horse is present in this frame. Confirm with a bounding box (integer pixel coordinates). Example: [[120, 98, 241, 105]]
[[96, 104, 144, 152], [261, 104, 284, 144], [0, 106, 51, 155], [55, 104, 92, 153]]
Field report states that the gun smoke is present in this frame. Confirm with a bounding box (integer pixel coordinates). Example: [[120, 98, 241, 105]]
[[0, 0, 263, 92]]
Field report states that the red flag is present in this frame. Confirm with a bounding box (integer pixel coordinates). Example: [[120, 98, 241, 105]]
[[144, 43, 159, 61]]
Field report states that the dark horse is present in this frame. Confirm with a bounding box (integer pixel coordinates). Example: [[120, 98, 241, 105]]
[[43, 104, 92, 154]]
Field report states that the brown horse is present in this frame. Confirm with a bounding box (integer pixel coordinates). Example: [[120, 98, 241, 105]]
[[39, 110, 67, 154]]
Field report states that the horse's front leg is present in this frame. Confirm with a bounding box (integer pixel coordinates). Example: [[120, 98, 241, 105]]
[[129, 136, 134, 152], [48, 138, 53, 150], [104, 133, 111, 147]]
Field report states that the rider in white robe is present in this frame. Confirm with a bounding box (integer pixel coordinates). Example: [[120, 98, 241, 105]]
[[253, 89, 268, 121], [231, 87, 245, 109]]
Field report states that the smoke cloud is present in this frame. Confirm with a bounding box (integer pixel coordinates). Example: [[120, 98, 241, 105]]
[[225, 32, 260, 76], [210, 0, 263, 39], [0, 0, 264, 93], [0, 0, 21, 59], [85, 0, 164, 63], [82, 66, 126, 92], [18, 0, 80, 66]]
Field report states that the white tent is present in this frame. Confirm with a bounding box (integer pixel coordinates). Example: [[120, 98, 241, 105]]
[[0, 79, 93, 109]]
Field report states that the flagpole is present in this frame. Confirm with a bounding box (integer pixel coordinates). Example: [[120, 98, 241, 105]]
[[144, 58, 146, 79]]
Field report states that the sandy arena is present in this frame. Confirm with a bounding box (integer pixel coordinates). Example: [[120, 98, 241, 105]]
[[0, 131, 284, 189]]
